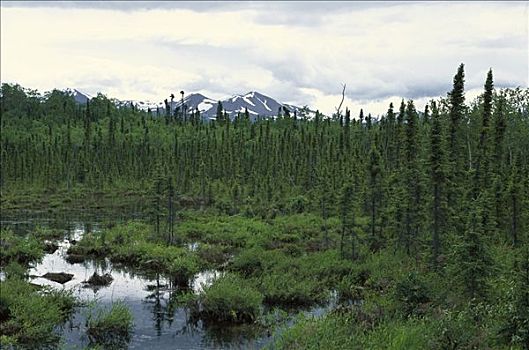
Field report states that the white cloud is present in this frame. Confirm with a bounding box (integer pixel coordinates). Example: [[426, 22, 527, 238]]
[[1, 2, 527, 115]]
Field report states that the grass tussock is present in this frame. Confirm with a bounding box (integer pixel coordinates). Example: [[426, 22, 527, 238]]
[[0, 277, 76, 348], [86, 301, 134, 349]]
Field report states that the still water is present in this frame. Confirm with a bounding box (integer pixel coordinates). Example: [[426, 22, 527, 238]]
[[1, 213, 337, 349], [2, 215, 271, 349]]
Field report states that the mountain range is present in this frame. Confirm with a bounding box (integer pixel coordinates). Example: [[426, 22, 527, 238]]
[[69, 89, 313, 119]]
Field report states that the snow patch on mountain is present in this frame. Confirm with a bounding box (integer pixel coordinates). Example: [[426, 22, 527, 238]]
[[65, 88, 92, 104], [67, 88, 315, 120]]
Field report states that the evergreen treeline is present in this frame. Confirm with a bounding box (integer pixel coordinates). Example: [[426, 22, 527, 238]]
[[2, 67, 529, 253]]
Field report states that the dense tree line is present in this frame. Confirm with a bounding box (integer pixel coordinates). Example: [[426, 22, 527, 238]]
[[2, 67, 529, 255]]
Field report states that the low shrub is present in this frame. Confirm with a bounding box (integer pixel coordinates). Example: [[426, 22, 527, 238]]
[[268, 311, 357, 350], [394, 272, 431, 316], [360, 317, 437, 349], [167, 253, 200, 285], [337, 268, 371, 301], [269, 308, 437, 350]]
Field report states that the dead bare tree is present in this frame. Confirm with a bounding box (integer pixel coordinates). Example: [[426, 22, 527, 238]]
[[335, 83, 347, 117]]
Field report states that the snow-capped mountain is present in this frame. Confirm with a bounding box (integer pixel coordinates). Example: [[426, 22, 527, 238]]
[[170, 93, 218, 115], [117, 99, 165, 111], [220, 91, 286, 117], [65, 88, 92, 104], [167, 91, 312, 119], [68, 88, 314, 119]]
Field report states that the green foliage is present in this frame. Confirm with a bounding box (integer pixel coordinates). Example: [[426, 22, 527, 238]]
[[33, 226, 64, 240], [197, 274, 263, 323], [3, 261, 27, 279], [0, 278, 76, 348], [86, 301, 134, 349], [429, 101, 447, 268], [500, 247, 529, 349], [230, 248, 353, 306], [394, 272, 431, 316], [269, 310, 437, 350], [0, 229, 44, 266], [450, 198, 493, 301]]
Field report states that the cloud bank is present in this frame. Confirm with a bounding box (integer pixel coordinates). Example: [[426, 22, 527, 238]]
[[1, 1, 527, 115]]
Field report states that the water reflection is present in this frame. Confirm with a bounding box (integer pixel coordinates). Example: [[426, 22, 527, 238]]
[[2, 216, 272, 349], [192, 269, 223, 293]]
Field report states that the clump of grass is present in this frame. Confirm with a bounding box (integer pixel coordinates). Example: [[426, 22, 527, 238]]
[[176, 214, 270, 248], [230, 248, 353, 306], [3, 262, 27, 280], [196, 243, 231, 268], [86, 301, 134, 349], [167, 253, 200, 285], [259, 273, 318, 306], [0, 229, 44, 266], [229, 247, 283, 277], [0, 277, 76, 348], [196, 274, 263, 324], [33, 226, 64, 240], [268, 307, 437, 350]]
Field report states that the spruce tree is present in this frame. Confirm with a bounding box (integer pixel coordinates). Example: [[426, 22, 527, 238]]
[[344, 108, 351, 150], [430, 101, 446, 268], [151, 165, 165, 238], [318, 165, 332, 250], [395, 99, 406, 166], [422, 104, 430, 125], [492, 96, 507, 234], [447, 63, 466, 235], [404, 100, 419, 255], [449, 63, 466, 160], [508, 154, 523, 246], [493, 95, 506, 171], [359, 109, 364, 125], [216, 101, 224, 123], [339, 182, 355, 258], [167, 177, 175, 244], [474, 69, 494, 195], [368, 140, 382, 250], [385, 102, 396, 169], [453, 196, 492, 301]]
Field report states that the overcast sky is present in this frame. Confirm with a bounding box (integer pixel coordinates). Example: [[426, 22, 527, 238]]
[[1, 1, 527, 115]]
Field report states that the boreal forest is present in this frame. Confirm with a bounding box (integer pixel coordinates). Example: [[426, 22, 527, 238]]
[[1, 65, 528, 349]]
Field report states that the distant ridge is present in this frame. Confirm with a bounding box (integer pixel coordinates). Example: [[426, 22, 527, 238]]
[[68, 89, 314, 119]]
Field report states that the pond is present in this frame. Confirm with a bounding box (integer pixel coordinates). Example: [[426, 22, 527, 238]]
[[1, 213, 337, 349]]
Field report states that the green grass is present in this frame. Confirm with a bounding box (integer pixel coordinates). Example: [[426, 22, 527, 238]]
[[86, 301, 134, 349], [196, 274, 263, 324], [0, 277, 76, 348], [0, 229, 45, 267]]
